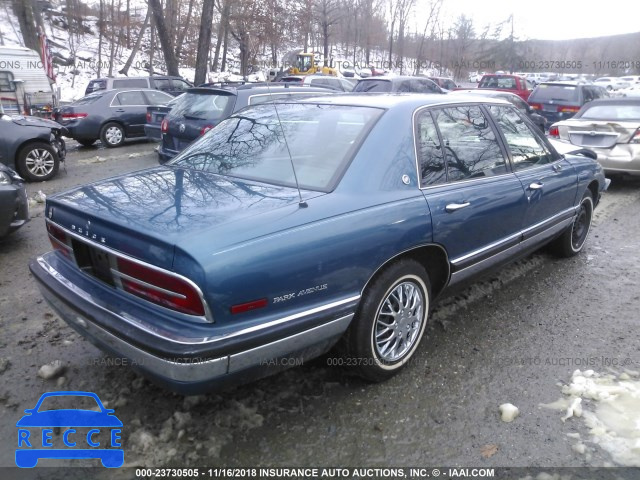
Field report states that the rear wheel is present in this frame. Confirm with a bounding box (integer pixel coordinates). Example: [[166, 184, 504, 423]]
[[550, 191, 594, 257], [100, 122, 125, 148], [346, 259, 430, 382], [16, 142, 59, 181]]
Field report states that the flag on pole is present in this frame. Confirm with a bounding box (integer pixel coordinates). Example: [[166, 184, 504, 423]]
[[38, 28, 56, 82]]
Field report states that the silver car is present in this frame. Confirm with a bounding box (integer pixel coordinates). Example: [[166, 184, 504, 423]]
[[549, 98, 640, 176]]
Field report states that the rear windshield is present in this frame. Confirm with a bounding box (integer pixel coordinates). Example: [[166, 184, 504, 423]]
[[529, 84, 579, 103], [169, 91, 235, 121], [353, 80, 392, 92], [169, 103, 382, 191], [579, 104, 640, 120]]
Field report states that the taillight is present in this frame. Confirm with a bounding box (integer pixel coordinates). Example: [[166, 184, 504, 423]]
[[114, 257, 205, 316], [47, 223, 72, 259], [161, 119, 169, 133], [558, 105, 580, 113], [61, 113, 88, 120], [631, 129, 640, 144], [200, 125, 214, 136], [146, 111, 151, 123], [529, 103, 542, 110], [548, 125, 560, 137]]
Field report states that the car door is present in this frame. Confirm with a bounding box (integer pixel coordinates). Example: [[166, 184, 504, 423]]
[[415, 105, 529, 283], [487, 104, 578, 242], [111, 90, 148, 136]]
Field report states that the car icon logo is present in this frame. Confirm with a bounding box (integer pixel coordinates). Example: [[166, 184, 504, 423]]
[[179, 123, 186, 133], [15, 391, 123, 468]]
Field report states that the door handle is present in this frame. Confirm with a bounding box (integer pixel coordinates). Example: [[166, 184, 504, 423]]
[[529, 182, 544, 190], [553, 163, 563, 172], [445, 202, 471, 212], [115, 109, 125, 113]]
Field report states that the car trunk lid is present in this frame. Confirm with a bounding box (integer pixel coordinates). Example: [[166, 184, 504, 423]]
[[558, 120, 639, 148]]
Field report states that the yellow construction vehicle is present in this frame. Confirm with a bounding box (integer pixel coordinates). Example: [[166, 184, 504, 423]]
[[286, 52, 337, 76]]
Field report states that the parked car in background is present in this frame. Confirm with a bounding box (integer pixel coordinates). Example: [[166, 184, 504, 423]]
[[158, 84, 336, 162], [525, 73, 544, 86], [527, 81, 609, 126], [279, 74, 355, 92], [31, 94, 607, 393], [617, 85, 640, 98], [619, 75, 640, 86], [468, 71, 486, 83], [353, 76, 444, 94], [0, 163, 28, 237], [428, 77, 458, 90], [54, 89, 174, 148], [144, 93, 185, 142], [454, 89, 547, 131], [0, 113, 66, 181], [549, 98, 640, 177], [477, 74, 533, 101], [85, 76, 193, 97], [593, 77, 630, 91]]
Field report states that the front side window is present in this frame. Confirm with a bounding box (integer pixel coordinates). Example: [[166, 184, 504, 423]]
[[488, 105, 553, 171], [144, 90, 174, 105], [431, 105, 507, 182]]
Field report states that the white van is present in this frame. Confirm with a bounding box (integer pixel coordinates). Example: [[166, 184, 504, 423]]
[[0, 46, 57, 116]]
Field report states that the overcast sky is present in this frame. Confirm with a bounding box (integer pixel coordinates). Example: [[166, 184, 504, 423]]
[[440, 0, 638, 40]]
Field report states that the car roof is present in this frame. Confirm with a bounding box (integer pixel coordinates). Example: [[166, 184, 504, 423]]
[[186, 84, 335, 95], [294, 92, 510, 109], [538, 81, 585, 86], [358, 75, 434, 82], [455, 89, 520, 97]]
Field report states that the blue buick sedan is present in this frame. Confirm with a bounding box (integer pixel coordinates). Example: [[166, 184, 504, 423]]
[[30, 94, 608, 393]]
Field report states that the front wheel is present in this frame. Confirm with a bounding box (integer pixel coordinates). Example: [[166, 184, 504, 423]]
[[550, 191, 594, 257], [346, 259, 431, 382], [16, 142, 59, 181]]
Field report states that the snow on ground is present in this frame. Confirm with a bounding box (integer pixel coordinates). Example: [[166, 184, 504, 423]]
[[542, 369, 640, 466]]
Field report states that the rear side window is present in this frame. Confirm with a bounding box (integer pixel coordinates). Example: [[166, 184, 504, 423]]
[[113, 91, 147, 106], [488, 105, 553, 171], [170, 92, 235, 121], [431, 105, 507, 182], [415, 110, 446, 186], [530, 84, 578, 103], [86, 80, 106, 94], [353, 80, 392, 92], [144, 90, 174, 105], [112, 78, 149, 88]]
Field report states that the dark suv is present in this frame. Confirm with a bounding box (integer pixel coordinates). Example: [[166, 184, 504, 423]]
[[85, 76, 193, 97], [527, 81, 609, 125], [158, 84, 335, 162]]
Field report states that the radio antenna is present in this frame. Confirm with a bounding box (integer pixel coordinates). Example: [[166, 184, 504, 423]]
[[266, 82, 307, 208]]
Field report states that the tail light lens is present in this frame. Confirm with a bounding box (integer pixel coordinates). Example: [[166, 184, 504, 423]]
[[61, 113, 88, 120], [548, 125, 560, 137], [200, 125, 214, 136], [529, 103, 542, 110], [631, 129, 640, 144], [47, 223, 72, 259], [161, 119, 169, 133], [146, 112, 151, 123], [558, 106, 580, 113], [114, 257, 205, 316]]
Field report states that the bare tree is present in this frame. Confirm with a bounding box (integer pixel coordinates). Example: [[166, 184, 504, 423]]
[[194, 0, 215, 84], [148, 0, 180, 75], [11, 0, 41, 53]]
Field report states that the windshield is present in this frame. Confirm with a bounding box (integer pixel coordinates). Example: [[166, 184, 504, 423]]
[[353, 80, 392, 92], [169, 103, 382, 191], [579, 104, 640, 120], [530, 84, 578, 102], [169, 91, 235, 121]]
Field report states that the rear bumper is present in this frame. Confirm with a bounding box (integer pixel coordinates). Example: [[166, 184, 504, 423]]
[[144, 124, 162, 141], [30, 252, 355, 393], [0, 182, 29, 237]]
